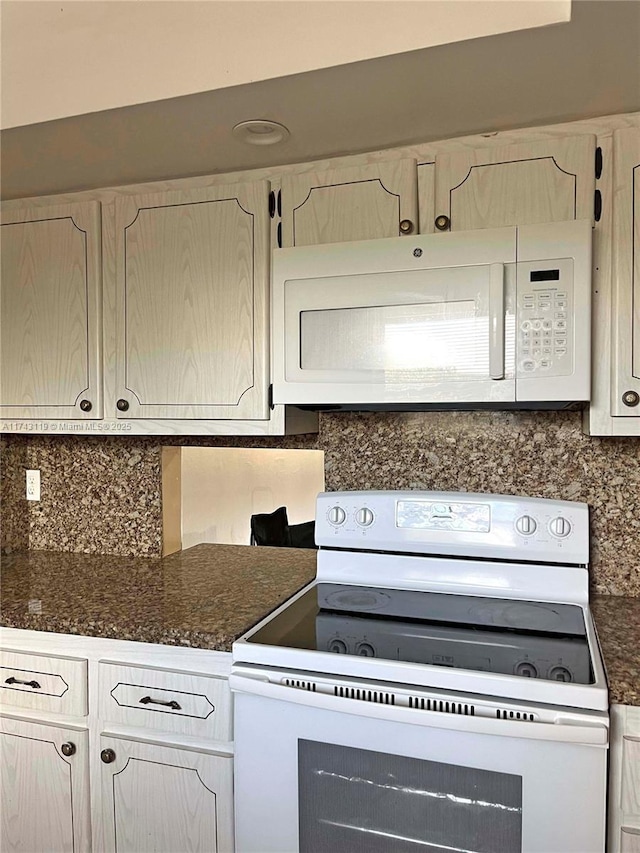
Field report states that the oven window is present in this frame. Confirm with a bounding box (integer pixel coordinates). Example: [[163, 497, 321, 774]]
[[298, 740, 522, 853]]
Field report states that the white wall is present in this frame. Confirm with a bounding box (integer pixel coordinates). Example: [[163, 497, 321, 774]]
[[179, 447, 325, 548], [0, 0, 571, 128]]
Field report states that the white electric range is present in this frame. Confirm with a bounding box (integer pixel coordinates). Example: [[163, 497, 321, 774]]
[[231, 491, 609, 853]]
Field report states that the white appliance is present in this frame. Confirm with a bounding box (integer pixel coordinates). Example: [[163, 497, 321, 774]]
[[272, 220, 592, 410], [231, 491, 609, 853]]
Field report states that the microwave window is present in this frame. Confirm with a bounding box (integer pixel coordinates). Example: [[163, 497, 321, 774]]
[[300, 301, 500, 376]]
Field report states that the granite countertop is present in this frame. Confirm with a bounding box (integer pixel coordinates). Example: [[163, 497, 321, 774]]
[[591, 594, 640, 706], [0, 544, 317, 650], [1, 547, 638, 706]]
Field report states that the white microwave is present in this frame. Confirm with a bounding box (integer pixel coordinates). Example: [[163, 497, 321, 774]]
[[271, 220, 592, 410]]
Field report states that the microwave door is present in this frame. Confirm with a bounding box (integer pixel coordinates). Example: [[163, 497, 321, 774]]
[[278, 263, 516, 406]]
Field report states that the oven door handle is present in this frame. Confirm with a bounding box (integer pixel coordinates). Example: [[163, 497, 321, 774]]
[[229, 673, 608, 746]]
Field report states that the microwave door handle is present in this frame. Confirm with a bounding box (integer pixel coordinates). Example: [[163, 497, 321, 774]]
[[489, 263, 505, 380]]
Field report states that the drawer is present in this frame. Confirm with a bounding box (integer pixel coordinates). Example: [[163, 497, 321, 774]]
[[0, 649, 88, 716], [623, 736, 640, 816], [99, 663, 231, 741]]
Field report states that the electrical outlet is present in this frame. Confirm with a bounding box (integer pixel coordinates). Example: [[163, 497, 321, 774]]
[[26, 469, 40, 501]]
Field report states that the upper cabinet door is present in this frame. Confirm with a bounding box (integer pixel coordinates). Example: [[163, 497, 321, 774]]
[[0, 201, 102, 420], [611, 128, 640, 417], [280, 159, 418, 247], [434, 135, 596, 232], [114, 182, 270, 420]]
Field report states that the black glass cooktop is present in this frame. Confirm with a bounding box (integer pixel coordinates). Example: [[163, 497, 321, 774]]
[[247, 584, 594, 685]]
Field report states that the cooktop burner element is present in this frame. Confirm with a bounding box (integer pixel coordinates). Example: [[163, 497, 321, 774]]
[[323, 588, 392, 612], [317, 584, 587, 636]]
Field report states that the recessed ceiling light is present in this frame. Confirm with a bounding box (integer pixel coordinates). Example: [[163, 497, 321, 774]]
[[232, 120, 290, 146]]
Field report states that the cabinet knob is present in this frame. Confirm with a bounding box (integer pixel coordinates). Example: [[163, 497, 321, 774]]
[[434, 214, 450, 231], [61, 742, 76, 757], [101, 748, 116, 764], [622, 390, 640, 407], [79, 399, 92, 412], [399, 219, 414, 235], [116, 399, 129, 412]]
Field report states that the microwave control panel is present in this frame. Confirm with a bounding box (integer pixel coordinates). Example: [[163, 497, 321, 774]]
[[516, 259, 573, 378]]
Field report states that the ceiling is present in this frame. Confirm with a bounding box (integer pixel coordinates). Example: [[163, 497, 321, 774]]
[[1, 1, 571, 129], [2, 0, 639, 201]]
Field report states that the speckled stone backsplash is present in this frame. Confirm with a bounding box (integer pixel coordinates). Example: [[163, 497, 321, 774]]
[[0, 436, 29, 552], [1, 411, 639, 595]]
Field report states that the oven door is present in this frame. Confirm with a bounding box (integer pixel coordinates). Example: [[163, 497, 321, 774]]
[[231, 670, 607, 853]]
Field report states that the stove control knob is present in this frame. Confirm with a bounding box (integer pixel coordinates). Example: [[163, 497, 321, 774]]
[[328, 506, 346, 526], [356, 507, 374, 527], [514, 661, 538, 678], [328, 639, 348, 654], [515, 515, 537, 536], [549, 516, 571, 538], [548, 665, 572, 682], [356, 642, 376, 657]]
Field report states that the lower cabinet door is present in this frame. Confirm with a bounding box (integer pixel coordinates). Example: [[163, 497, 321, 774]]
[[0, 716, 91, 853], [100, 736, 234, 853]]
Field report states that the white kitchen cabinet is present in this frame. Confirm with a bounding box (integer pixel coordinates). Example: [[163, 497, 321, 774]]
[[113, 181, 270, 421], [280, 159, 419, 247], [99, 736, 233, 853], [0, 201, 102, 420], [0, 716, 91, 853], [622, 829, 640, 853], [97, 661, 232, 741], [433, 134, 596, 232], [611, 128, 640, 418], [1, 628, 234, 853], [97, 657, 234, 852], [0, 649, 88, 716], [0, 181, 316, 435], [609, 705, 640, 853]]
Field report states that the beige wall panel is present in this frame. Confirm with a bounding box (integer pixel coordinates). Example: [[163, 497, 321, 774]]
[[161, 446, 182, 556], [179, 446, 325, 548], [418, 161, 436, 234]]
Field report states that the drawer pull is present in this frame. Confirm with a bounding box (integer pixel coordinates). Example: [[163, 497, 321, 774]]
[[5, 677, 42, 689], [139, 695, 182, 711]]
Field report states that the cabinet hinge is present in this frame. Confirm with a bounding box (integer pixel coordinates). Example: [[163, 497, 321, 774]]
[[277, 222, 282, 248], [594, 189, 602, 222], [595, 147, 603, 180], [277, 189, 282, 217], [268, 383, 274, 410], [268, 191, 276, 218]]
